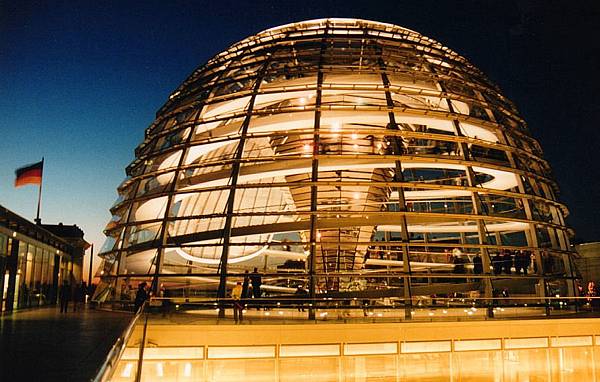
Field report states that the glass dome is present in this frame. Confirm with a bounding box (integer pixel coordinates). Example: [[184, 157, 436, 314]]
[[95, 18, 576, 303]]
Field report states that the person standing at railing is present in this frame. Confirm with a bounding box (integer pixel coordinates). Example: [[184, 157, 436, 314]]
[[250, 268, 262, 309], [503, 251, 513, 274], [241, 270, 251, 310], [231, 282, 244, 323], [472, 254, 483, 275], [586, 281, 600, 312], [295, 285, 307, 312], [134, 282, 148, 314], [492, 252, 502, 275]]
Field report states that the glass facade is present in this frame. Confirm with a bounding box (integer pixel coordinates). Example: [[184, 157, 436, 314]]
[[97, 18, 576, 302], [0, 206, 83, 312], [2, 237, 68, 311], [15, 241, 60, 308]]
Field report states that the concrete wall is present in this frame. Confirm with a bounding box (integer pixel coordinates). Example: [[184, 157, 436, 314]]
[[575, 242, 600, 284]]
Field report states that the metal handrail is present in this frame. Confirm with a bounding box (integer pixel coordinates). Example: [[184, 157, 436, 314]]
[[91, 301, 147, 382]]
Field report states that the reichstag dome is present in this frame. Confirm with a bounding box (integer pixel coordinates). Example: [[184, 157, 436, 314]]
[[95, 19, 576, 303]]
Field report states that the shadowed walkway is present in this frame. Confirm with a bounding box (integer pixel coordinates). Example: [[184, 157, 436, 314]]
[[0, 306, 132, 381]]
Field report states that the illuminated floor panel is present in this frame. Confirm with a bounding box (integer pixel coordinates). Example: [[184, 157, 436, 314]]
[[111, 318, 600, 381]]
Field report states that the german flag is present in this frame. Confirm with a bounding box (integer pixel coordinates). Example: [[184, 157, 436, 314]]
[[15, 160, 44, 188]]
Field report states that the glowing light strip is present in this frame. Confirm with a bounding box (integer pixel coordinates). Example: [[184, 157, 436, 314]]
[[173, 245, 268, 265]]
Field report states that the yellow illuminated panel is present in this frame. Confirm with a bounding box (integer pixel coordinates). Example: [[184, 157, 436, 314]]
[[453, 339, 501, 351], [401, 340, 451, 353], [207, 345, 276, 359], [504, 337, 549, 349], [550, 336, 593, 347], [343, 342, 398, 355], [279, 344, 340, 357]]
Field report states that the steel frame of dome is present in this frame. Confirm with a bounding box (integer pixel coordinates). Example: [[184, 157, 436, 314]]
[[96, 18, 577, 307]]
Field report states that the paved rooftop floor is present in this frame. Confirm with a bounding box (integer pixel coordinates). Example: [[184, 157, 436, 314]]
[[0, 306, 132, 381]]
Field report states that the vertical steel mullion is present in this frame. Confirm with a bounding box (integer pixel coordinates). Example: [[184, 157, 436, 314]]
[[151, 112, 202, 294], [431, 74, 495, 312], [482, 99, 550, 301], [409, 41, 482, 311], [451, 120, 495, 304], [308, 24, 328, 320], [217, 54, 273, 311], [379, 45, 413, 319], [113, 166, 147, 298], [151, 62, 236, 294], [144, 59, 238, 296]]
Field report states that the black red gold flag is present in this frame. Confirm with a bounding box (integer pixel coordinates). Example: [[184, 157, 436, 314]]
[[15, 160, 44, 188]]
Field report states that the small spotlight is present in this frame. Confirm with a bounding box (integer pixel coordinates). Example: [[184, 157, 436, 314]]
[[183, 362, 192, 377], [331, 121, 341, 132]]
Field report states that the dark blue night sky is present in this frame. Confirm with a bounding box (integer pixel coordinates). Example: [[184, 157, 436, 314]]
[[2, 1, 599, 278]]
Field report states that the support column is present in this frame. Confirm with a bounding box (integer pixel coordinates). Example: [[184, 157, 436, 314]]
[[52, 254, 60, 304], [308, 25, 329, 320], [5, 238, 19, 312], [449, 119, 494, 313], [380, 68, 412, 319], [217, 56, 273, 317], [430, 76, 494, 314]]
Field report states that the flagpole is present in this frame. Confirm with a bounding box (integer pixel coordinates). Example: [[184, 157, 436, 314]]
[[35, 157, 44, 225]]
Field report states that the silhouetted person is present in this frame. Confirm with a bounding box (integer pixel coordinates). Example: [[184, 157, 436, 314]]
[[160, 287, 174, 318], [513, 250, 522, 275], [503, 251, 513, 274], [250, 267, 262, 300], [295, 285, 308, 312], [452, 254, 466, 283], [452, 255, 466, 274], [134, 282, 148, 314], [242, 270, 250, 299], [473, 254, 483, 274], [492, 253, 503, 275], [73, 282, 86, 312], [59, 281, 71, 313], [520, 251, 530, 275]]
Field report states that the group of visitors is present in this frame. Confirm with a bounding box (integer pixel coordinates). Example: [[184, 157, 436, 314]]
[[445, 248, 549, 276], [230, 268, 262, 323], [584, 281, 600, 311], [59, 275, 89, 313], [491, 250, 533, 275]]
